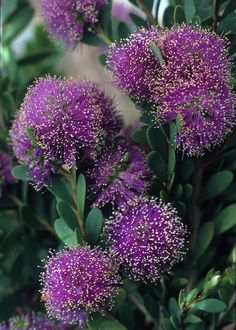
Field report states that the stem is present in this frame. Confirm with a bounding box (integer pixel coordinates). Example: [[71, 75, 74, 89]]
[[212, 0, 220, 29], [187, 158, 203, 290], [67, 170, 86, 241], [138, 0, 157, 26], [129, 293, 158, 330], [218, 292, 236, 325]]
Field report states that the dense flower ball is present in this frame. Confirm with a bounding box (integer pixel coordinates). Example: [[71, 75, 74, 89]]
[[107, 27, 167, 102], [40, 246, 121, 324], [155, 82, 235, 156], [105, 197, 187, 282], [108, 25, 235, 155], [0, 153, 15, 196], [0, 313, 69, 330], [88, 142, 151, 207], [10, 76, 122, 189], [149, 25, 235, 155], [41, 0, 108, 47]]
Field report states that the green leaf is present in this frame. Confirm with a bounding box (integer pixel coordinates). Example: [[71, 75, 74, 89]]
[[129, 13, 148, 28], [118, 22, 131, 39], [151, 43, 164, 66], [178, 289, 185, 306], [56, 201, 77, 230], [11, 165, 29, 181], [17, 51, 54, 66], [170, 122, 177, 148], [184, 314, 202, 324], [99, 320, 127, 330], [174, 5, 185, 24], [87, 313, 108, 330], [163, 318, 175, 330], [86, 208, 104, 246], [214, 204, 236, 234], [180, 159, 194, 182], [168, 147, 176, 178], [186, 288, 199, 305], [184, 0, 196, 25], [77, 174, 86, 219], [195, 299, 226, 313], [48, 176, 73, 206], [218, 12, 236, 35], [194, 222, 214, 259], [132, 128, 148, 145], [169, 297, 181, 317], [226, 267, 236, 285], [112, 288, 127, 313], [163, 6, 175, 28], [54, 218, 78, 246], [146, 125, 168, 160], [82, 30, 106, 47], [147, 151, 166, 181], [3, 5, 34, 43], [26, 128, 38, 147], [201, 171, 233, 201], [183, 184, 193, 200]]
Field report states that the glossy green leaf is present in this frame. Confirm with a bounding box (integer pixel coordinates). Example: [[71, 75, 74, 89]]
[[77, 174, 86, 219], [11, 165, 29, 181], [184, 0, 196, 24], [186, 288, 199, 305], [226, 267, 236, 285], [132, 128, 148, 144], [54, 218, 78, 246], [56, 201, 77, 230], [195, 299, 226, 313], [146, 125, 167, 160], [184, 314, 202, 324], [214, 204, 236, 234], [151, 43, 164, 66], [48, 176, 73, 205], [194, 222, 214, 259], [112, 288, 127, 313], [174, 5, 185, 24], [147, 151, 166, 181], [86, 208, 104, 246], [99, 320, 127, 330], [3, 5, 34, 43], [168, 147, 176, 178], [201, 171, 233, 201]]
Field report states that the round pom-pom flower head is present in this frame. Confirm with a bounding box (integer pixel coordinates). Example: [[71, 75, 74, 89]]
[[41, 0, 108, 47], [107, 27, 167, 102], [40, 246, 121, 324], [88, 141, 151, 208], [10, 76, 122, 189], [149, 25, 235, 156], [105, 197, 187, 282]]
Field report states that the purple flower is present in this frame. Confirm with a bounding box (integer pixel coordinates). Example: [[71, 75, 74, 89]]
[[0, 153, 15, 196], [40, 246, 121, 324], [107, 27, 166, 102], [105, 197, 187, 282], [87, 142, 151, 208], [10, 76, 122, 189], [41, 0, 108, 47], [0, 312, 70, 330], [154, 82, 235, 156]]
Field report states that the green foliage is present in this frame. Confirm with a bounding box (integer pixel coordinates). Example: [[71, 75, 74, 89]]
[[1, 0, 236, 328]]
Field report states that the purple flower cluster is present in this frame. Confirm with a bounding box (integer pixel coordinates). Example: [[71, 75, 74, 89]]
[[107, 27, 166, 101], [40, 246, 121, 324], [41, 0, 108, 47], [0, 313, 68, 330], [88, 141, 151, 207], [105, 197, 187, 282], [10, 76, 122, 189], [108, 25, 235, 155], [0, 153, 14, 196]]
